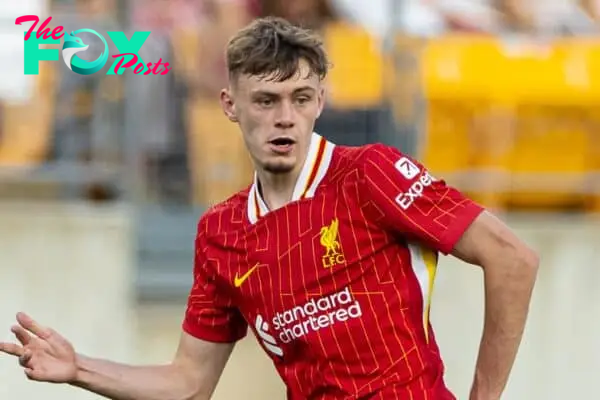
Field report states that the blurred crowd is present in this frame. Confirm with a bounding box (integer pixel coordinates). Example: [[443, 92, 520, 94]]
[[1, 0, 599, 210], [383, 0, 600, 36]]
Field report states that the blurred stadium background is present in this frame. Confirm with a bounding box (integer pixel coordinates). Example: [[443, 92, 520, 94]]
[[1, 0, 600, 399]]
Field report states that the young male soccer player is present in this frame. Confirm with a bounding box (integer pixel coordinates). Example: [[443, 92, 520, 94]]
[[1, 17, 538, 400]]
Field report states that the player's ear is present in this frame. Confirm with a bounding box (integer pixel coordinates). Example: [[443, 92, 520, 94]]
[[220, 88, 238, 123], [315, 85, 326, 119]]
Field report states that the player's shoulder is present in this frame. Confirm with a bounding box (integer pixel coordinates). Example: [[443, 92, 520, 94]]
[[333, 142, 406, 171], [196, 186, 251, 237]]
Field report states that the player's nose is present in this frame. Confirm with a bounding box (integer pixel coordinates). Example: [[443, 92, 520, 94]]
[[274, 101, 295, 129]]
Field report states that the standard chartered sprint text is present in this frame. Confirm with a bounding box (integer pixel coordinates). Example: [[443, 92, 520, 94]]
[[395, 171, 436, 210], [273, 287, 362, 344]]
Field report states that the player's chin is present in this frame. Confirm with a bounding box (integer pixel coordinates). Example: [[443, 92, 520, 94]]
[[263, 158, 296, 174]]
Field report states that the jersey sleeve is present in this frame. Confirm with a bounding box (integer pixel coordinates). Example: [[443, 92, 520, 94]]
[[182, 220, 248, 343], [362, 144, 484, 255]]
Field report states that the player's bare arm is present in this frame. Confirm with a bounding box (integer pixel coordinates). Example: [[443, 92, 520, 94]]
[[0, 312, 234, 400], [452, 211, 539, 400], [362, 143, 538, 398]]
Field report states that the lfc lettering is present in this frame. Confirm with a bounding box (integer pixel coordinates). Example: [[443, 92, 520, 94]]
[[322, 253, 345, 268]]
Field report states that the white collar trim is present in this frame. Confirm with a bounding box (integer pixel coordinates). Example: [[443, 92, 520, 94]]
[[247, 132, 335, 224]]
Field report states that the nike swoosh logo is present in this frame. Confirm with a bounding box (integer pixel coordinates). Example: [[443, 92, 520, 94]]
[[234, 263, 260, 288]]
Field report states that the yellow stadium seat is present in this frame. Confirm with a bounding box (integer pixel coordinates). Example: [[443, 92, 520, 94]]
[[420, 101, 475, 173], [499, 45, 591, 210], [554, 38, 600, 105], [185, 98, 253, 206], [420, 35, 598, 211], [555, 39, 600, 211], [322, 21, 385, 109], [421, 35, 507, 101], [0, 61, 56, 166], [505, 106, 590, 210], [496, 40, 562, 104], [420, 36, 504, 205]]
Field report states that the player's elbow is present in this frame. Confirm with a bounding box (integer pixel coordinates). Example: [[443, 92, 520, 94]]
[[473, 212, 539, 283], [493, 238, 539, 285], [521, 244, 540, 274], [165, 363, 209, 400]]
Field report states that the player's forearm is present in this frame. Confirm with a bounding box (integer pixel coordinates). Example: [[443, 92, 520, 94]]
[[470, 249, 539, 399], [70, 354, 200, 400]]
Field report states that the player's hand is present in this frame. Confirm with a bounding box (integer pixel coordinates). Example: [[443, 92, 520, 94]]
[[0, 312, 77, 383]]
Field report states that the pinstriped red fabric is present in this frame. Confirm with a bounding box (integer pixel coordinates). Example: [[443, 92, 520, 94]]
[[183, 137, 483, 399]]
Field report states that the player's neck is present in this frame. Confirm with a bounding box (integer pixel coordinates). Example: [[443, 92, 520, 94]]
[[255, 168, 301, 211]]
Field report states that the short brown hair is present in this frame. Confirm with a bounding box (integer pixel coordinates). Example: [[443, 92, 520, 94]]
[[226, 17, 329, 83]]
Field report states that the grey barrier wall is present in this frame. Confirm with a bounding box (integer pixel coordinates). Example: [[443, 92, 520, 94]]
[[0, 202, 136, 400]]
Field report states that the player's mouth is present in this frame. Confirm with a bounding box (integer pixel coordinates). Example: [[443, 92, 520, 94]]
[[268, 137, 295, 154]]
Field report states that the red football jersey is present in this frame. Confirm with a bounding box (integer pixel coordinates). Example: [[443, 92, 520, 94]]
[[183, 133, 484, 399]]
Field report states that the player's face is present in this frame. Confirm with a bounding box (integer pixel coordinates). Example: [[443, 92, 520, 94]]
[[221, 59, 325, 174]]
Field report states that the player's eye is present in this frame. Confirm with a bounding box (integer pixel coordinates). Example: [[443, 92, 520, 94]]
[[257, 98, 274, 108], [296, 96, 311, 105]]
